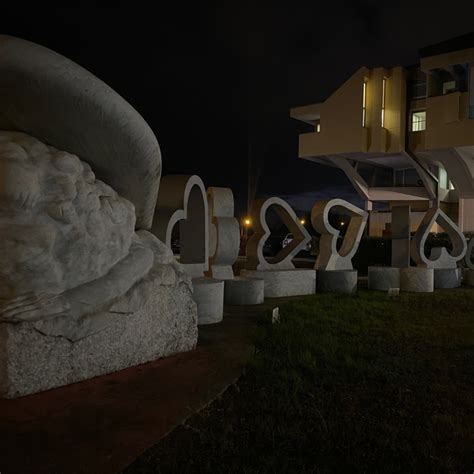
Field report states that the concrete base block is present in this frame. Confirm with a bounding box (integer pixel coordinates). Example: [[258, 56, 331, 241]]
[[0, 273, 198, 399], [224, 277, 264, 305], [240, 269, 316, 297], [192, 277, 224, 325], [400, 267, 434, 293], [434, 268, 461, 289], [463, 269, 474, 287], [317, 269, 358, 294], [368, 266, 400, 291]]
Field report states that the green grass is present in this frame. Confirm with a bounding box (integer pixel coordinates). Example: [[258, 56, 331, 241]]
[[126, 290, 474, 474]]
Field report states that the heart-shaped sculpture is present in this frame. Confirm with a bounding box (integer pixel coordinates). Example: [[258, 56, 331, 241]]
[[311, 199, 368, 271], [411, 207, 467, 269], [465, 238, 474, 270], [152, 175, 209, 277], [207, 187, 240, 279], [246, 197, 311, 270]]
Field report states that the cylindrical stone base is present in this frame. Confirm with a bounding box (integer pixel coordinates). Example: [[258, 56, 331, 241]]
[[317, 269, 358, 294], [400, 267, 434, 293], [434, 268, 461, 289], [368, 266, 400, 291], [192, 277, 224, 325], [240, 269, 316, 297], [224, 277, 264, 305], [464, 269, 474, 287]]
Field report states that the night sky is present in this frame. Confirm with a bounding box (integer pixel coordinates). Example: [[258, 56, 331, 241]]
[[2, 3, 474, 218]]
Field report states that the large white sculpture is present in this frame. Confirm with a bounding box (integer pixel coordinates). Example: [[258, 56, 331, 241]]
[[0, 37, 198, 398], [246, 197, 311, 270], [410, 207, 467, 269], [311, 198, 368, 271]]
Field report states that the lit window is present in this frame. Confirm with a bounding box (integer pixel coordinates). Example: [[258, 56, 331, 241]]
[[315, 120, 321, 133], [381, 77, 386, 127], [362, 80, 367, 127], [411, 110, 426, 132], [442, 80, 456, 95]]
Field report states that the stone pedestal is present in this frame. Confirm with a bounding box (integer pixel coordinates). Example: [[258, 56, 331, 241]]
[[224, 277, 264, 305], [240, 269, 316, 298], [400, 267, 434, 293], [192, 277, 224, 325], [464, 269, 474, 287], [368, 267, 400, 291], [0, 272, 198, 399], [316, 269, 357, 294], [434, 268, 462, 289]]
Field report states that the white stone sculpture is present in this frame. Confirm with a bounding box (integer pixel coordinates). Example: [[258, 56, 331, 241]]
[[410, 207, 467, 269], [0, 132, 197, 397], [0, 35, 160, 230], [153, 175, 209, 278], [207, 187, 240, 279], [391, 205, 411, 268], [311, 199, 368, 271], [246, 197, 311, 271], [152, 175, 225, 324], [242, 197, 315, 297]]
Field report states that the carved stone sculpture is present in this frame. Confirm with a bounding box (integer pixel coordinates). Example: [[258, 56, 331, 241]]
[[410, 207, 467, 269], [311, 199, 368, 271], [246, 197, 311, 271], [152, 175, 209, 278], [0, 35, 160, 230], [207, 187, 240, 280]]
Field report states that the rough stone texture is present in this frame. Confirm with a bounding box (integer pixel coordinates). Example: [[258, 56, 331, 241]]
[[391, 205, 411, 267], [240, 269, 316, 297], [224, 277, 264, 305], [207, 187, 240, 280], [0, 35, 161, 230], [368, 266, 400, 291], [312, 198, 368, 271], [192, 277, 224, 325], [0, 265, 198, 398], [152, 175, 209, 276], [317, 269, 358, 294], [411, 207, 467, 269], [246, 197, 311, 271], [464, 269, 474, 286], [0, 131, 137, 301], [434, 268, 462, 289], [400, 267, 434, 293]]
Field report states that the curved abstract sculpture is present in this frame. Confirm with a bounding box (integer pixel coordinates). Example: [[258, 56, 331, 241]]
[[465, 238, 474, 270], [410, 207, 467, 269], [152, 175, 209, 277], [311, 199, 368, 271], [207, 187, 240, 279], [0, 35, 161, 230], [246, 197, 311, 271]]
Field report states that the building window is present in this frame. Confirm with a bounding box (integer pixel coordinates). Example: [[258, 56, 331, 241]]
[[315, 120, 321, 133], [442, 80, 457, 95], [362, 80, 367, 127], [381, 77, 386, 127], [411, 110, 426, 132]]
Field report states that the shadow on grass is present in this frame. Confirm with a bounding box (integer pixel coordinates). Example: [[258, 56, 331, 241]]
[[125, 289, 474, 474]]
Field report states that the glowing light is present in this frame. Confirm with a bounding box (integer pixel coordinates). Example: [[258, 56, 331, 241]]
[[300, 219, 306, 225], [244, 218, 251, 226], [340, 221, 345, 226], [362, 80, 367, 127], [381, 77, 386, 127]]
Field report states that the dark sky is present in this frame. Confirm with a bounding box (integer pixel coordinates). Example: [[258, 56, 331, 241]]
[[2, 2, 474, 217]]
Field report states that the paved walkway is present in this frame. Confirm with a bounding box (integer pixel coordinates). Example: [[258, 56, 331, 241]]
[[0, 303, 275, 474]]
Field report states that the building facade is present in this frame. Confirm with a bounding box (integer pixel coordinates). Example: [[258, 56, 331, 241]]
[[291, 33, 474, 236]]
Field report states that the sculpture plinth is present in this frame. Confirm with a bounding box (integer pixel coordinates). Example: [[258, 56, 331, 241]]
[[368, 266, 401, 291], [317, 270, 357, 294]]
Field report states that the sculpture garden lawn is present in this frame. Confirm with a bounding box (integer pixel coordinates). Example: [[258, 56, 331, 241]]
[[126, 289, 474, 474]]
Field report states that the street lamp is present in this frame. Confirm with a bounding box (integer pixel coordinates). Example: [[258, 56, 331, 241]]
[[300, 218, 306, 225]]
